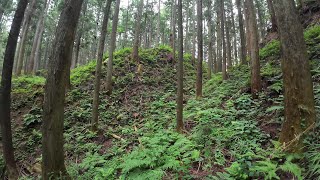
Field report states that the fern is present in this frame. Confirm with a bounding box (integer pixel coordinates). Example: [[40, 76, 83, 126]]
[[279, 161, 303, 180], [250, 160, 279, 180], [119, 131, 199, 179]]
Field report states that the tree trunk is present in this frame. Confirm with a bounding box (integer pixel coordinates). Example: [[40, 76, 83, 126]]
[[273, 0, 315, 153], [206, 0, 213, 78], [91, 0, 112, 132], [171, 0, 177, 60], [123, 0, 130, 48], [255, 0, 266, 41], [16, 0, 36, 75], [191, 6, 196, 66], [244, 0, 251, 61], [176, 0, 184, 133], [236, 0, 246, 65], [0, 1, 28, 179], [105, 0, 121, 95], [72, 1, 88, 69], [184, 1, 190, 53], [42, 0, 84, 178], [132, 0, 144, 62], [27, 0, 50, 74], [244, 0, 261, 97], [230, 2, 238, 63], [221, 0, 227, 80], [216, 2, 222, 72], [196, 0, 203, 98], [212, 25, 217, 73], [156, 0, 161, 45], [226, 20, 232, 70], [266, 0, 277, 31]]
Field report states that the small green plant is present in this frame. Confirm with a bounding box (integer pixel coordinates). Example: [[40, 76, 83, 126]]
[[259, 40, 280, 60], [23, 107, 42, 127]]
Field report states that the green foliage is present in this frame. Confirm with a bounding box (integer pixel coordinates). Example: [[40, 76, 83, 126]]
[[23, 107, 42, 127], [304, 25, 320, 59], [269, 81, 283, 93], [70, 60, 96, 86], [12, 75, 45, 94], [119, 131, 199, 179], [26, 129, 42, 152], [304, 25, 320, 43], [217, 147, 303, 180], [259, 40, 280, 60], [261, 62, 281, 77]]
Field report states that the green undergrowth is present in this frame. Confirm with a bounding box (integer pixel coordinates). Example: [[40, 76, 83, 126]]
[[10, 25, 320, 179], [260, 25, 320, 61]]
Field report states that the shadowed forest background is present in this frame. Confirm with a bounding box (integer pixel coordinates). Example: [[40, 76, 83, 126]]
[[0, 0, 320, 179]]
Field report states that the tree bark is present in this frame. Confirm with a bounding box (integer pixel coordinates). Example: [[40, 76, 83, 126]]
[[191, 4, 196, 66], [244, 1, 251, 60], [42, 0, 84, 178], [171, 0, 177, 60], [221, 0, 227, 80], [72, 1, 88, 69], [156, 0, 161, 45], [106, 0, 121, 95], [206, 0, 213, 78], [212, 25, 217, 73], [230, 2, 238, 63], [255, 0, 266, 41], [132, 0, 144, 62], [244, 0, 261, 97], [91, 0, 112, 132], [226, 20, 232, 70], [216, 2, 222, 72], [236, 0, 246, 65], [266, 0, 277, 31], [27, 0, 50, 74], [273, 0, 315, 153], [196, 0, 203, 98], [123, 0, 130, 48], [15, 0, 36, 75], [0, 1, 28, 179], [184, 1, 191, 53], [176, 0, 184, 133]]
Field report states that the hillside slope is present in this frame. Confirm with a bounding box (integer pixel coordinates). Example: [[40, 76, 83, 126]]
[[3, 26, 320, 180]]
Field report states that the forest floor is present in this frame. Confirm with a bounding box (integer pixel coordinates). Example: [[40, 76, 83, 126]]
[[2, 6, 320, 180]]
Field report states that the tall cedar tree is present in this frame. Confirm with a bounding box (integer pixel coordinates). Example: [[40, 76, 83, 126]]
[[221, 0, 227, 80], [92, 0, 113, 132], [273, 0, 316, 152], [42, 0, 84, 178], [216, 1, 222, 72], [27, 0, 50, 74], [0, 1, 28, 179], [206, 0, 214, 78], [15, 0, 36, 75], [266, 0, 277, 31], [176, 0, 184, 132], [171, 0, 176, 60], [132, 0, 144, 63], [196, 0, 203, 98], [72, 2, 88, 69], [106, 0, 121, 95], [236, 0, 246, 65], [244, 0, 261, 97]]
